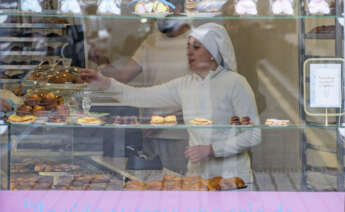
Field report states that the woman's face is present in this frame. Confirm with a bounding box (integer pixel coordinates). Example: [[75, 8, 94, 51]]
[[187, 37, 215, 72]]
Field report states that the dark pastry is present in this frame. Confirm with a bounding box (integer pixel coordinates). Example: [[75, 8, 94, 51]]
[[17, 104, 32, 116]]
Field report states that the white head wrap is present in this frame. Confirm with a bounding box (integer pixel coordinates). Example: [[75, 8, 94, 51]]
[[189, 23, 237, 72]]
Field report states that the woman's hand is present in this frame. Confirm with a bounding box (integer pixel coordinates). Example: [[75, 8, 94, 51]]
[[184, 145, 214, 163], [0, 99, 12, 113], [79, 68, 110, 90]]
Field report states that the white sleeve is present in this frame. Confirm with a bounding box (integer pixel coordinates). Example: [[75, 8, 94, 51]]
[[106, 78, 182, 109], [212, 76, 261, 157]]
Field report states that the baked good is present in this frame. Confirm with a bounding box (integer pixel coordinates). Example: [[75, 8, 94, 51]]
[[206, 176, 223, 191], [145, 180, 162, 190], [77, 117, 102, 125], [151, 115, 164, 124], [189, 117, 213, 125], [124, 180, 146, 190], [164, 115, 177, 125], [163, 175, 183, 190], [16, 104, 32, 116], [220, 177, 245, 190], [32, 105, 47, 117]]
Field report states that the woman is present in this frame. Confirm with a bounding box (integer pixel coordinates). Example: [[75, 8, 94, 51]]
[[81, 23, 261, 184]]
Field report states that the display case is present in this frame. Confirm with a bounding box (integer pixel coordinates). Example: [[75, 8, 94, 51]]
[[0, 0, 344, 194]]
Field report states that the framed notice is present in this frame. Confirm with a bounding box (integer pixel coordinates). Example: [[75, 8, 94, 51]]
[[309, 63, 342, 108], [303, 58, 345, 119]]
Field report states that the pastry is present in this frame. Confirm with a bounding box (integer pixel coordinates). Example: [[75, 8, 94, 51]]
[[145, 180, 162, 190], [124, 180, 146, 190], [206, 176, 223, 191], [150, 115, 164, 124], [77, 117, 102, 125], [220, 177, 245, 190], [189, 117, 213, 125], [164, 115, 177, 125], [16, 104, 32, 116]]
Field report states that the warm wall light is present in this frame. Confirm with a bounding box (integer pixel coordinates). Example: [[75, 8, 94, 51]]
[[97, 0, 121, 15], [21, 0, 42, 12], [59, 0, 82, 14]]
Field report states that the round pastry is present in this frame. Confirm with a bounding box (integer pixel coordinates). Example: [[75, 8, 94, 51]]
[[17, 104, 32, 116], [164, 115, 177, 125], [41, 92, 57, 106], [32, 105, 47, 117], [150, 115, 164, 124], [240, 116, 250, 122], [230, 116, 240, 122], [25, 94, 41, 106]]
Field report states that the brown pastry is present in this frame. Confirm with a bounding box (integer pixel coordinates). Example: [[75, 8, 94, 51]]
[[207, 176, 223, 191], [124, 180, 146, 190], [17, 104, 32, 116], [41, 92, 57, 106], [220, 177, 245, 190], [32, 105, 47, 117], [25, 94, 41, 106], [230, 116, 240, 122], [145, 180, 162, 190], [163, 175, 183, 190]]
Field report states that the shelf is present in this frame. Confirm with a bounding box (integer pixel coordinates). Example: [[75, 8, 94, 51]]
[[0, 65, 36, 69], [306, 165, 340, 176], [0, 37, 68, 42], [0, 11, 343, 20], [0, 51, 45, 56], [305, 33, 338, 39], [6, 123, 345, 129], [0, 23, 69, 28], [306, 143, 337, 153], [0, 78, 21, 83]]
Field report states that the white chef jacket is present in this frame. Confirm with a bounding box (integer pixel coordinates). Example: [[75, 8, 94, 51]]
[[106, 66, 261, 182]]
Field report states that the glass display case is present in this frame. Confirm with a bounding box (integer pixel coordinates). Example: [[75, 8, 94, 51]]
[[0, 0, 344, 194]]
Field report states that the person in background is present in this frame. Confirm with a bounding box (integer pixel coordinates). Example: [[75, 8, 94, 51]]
[[81, 23, 261, 186], [88, 12, 192, 174]]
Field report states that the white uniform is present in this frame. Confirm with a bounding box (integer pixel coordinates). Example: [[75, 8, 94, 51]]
[[106, 66, 261, 183]]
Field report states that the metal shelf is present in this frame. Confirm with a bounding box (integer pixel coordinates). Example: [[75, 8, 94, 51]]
[[306, 165, 339, 176], [0, 37, 68, 42], [306, 143, 337, 153], [0, 51, 45, 56], [0, 23, 69, 29], [304, 33, 337, 39], [0, 65, 36, 69]]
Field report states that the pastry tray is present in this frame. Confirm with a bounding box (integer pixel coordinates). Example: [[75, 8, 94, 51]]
[[22, 69, 87, 90]]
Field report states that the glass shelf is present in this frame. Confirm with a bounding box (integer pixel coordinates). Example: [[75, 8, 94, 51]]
[[0, 11, 343, 20], [5, 122, 345, 129]]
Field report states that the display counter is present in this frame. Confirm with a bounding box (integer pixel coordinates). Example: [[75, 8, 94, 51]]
[[0, 0, 344, 203]]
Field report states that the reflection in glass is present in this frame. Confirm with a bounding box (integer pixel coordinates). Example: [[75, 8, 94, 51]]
[[271, 0, 294, 15], [235, 0, 258, 15], [97, 0, 121, 15], [308, 0, 330, 14], [59, 0, 82, 14], [21, 0, 42, 12]]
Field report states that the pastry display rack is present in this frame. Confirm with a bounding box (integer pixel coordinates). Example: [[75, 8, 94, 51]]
[[0, 14, 71, 85], [1, 0, 345, 192], [298, 0, 345, 191]]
